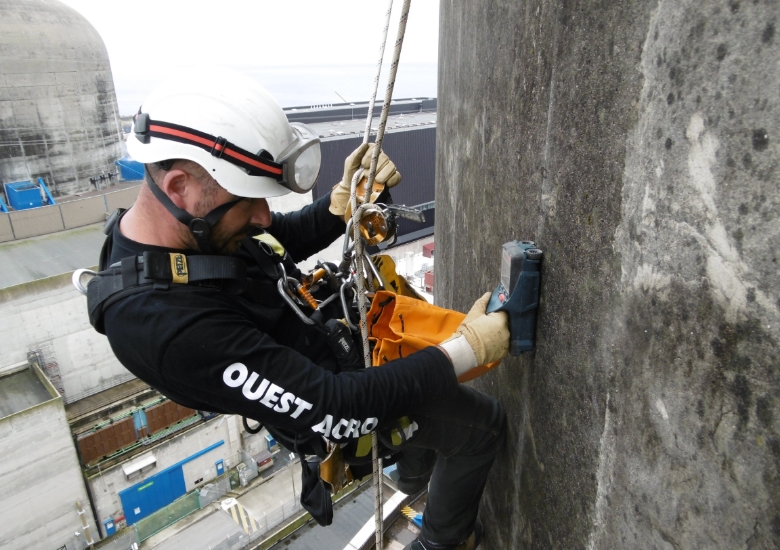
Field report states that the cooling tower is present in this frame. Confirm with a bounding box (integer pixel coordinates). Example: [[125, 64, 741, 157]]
[[0, 0, 123, 197]]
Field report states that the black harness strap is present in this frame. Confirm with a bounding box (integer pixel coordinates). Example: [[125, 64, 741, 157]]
[[88, 251, 248, 334]]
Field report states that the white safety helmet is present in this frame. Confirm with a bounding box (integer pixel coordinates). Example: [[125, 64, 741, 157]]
[[127, 67, 321, 198]]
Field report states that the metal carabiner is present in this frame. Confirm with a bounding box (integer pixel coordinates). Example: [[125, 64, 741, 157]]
[[340, 219, 357, 274], [363, 248, 384, 291], [277, 278, 316, 326], [72, 268, 96, 296], [340, 274, 358, 332]]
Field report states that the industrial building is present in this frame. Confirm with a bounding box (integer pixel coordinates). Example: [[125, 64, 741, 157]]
[[2, 0, 778, 547], [0, 363, 95, 550], [0, 0, 124, 198]]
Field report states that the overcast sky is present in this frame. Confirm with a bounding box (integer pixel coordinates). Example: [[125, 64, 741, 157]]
[[59, 0, 440, 114]]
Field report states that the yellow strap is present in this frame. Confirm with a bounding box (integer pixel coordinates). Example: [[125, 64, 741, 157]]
[[169, 253, 188, 284], [356, 435, 373, 457], [355, 416, 412, 456], [371, 255, 425, 301], [391, 416, 412, 446], [253, 233, 286, 257]]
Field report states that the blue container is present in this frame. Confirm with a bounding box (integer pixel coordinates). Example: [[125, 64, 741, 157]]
[[265, 434, 277, 452], [115, 158, 145, 181], [5, 181, 43, 210]]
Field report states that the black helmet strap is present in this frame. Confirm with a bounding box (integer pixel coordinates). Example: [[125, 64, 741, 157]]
[[144, 165, 241, 254]]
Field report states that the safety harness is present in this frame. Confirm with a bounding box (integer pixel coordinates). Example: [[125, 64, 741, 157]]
[[87, 209, 248, 335], [83, 208, 413, 525]]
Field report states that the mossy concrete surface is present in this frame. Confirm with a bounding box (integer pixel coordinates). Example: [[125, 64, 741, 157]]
[[436, 1, 778, 547]]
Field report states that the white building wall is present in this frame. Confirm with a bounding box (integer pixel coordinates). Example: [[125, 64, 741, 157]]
[[0, 392, 96, 550], [0, 273, 131, 401], [87, 414, 243, 536], [181, 445, 228, 492]]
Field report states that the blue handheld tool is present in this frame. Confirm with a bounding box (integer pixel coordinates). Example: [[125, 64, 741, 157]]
[[486, 241, 543, 355]]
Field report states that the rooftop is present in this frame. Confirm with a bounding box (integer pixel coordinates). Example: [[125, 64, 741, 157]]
[[308, 110, 437, 141], [0, 366, 56, 419], [283, 96, 437, 140]]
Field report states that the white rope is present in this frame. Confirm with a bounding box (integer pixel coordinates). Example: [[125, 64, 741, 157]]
[[350, 0, 411, 549], [362, 0, 412, 206], [348, 2, 392, 546], [347, 1, 413, 547], [362, 0, 394, 142]]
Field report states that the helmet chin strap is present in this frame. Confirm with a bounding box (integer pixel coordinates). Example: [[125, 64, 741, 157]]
[[144, 165, 242, 254]]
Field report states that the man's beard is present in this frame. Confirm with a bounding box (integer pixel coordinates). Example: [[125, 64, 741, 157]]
[[208, 223, 254, 255], [193, 192, 252, 255]]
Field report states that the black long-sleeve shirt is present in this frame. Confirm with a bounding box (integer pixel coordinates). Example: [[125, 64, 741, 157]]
[[103, 195, 457, 443]]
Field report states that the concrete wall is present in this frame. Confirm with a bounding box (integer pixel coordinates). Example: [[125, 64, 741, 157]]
[[0, 184, 139, 241], [0, 0, 124, 196], [60, 195, 107, 229], [437, 1, 779, 548], [87, 414, 242, 537], [0, 212, 12, 242], [8, 203, 64, 238], [104, 185, 141, 213], [0, 272, 130, 403], [0, 371, 95, 550]]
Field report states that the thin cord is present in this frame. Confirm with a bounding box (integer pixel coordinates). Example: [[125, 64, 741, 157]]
[[347, 1, 412, 547]]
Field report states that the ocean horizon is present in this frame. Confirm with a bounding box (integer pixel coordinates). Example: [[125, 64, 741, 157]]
[[113, 63, 438, 116]]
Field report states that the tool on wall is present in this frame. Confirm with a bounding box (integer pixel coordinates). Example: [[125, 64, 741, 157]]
[[486, 240, 543, 355]]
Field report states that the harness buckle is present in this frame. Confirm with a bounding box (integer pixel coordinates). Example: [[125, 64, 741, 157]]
[[210, 136, 228, 158]]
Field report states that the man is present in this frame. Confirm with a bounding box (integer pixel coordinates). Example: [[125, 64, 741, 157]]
[[96, 68, 508, 550]]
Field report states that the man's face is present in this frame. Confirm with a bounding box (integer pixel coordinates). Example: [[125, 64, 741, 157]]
[[193, 177, 271, 255]]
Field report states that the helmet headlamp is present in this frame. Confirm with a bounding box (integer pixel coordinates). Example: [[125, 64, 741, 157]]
[[132, 113, 321, 196]]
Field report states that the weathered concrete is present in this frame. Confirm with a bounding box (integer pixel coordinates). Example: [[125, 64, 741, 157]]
[[0, 272, 130, 403], [0, 213, 12, 242], [436, 1, 779, 547], [8, 202, 65, 238], [0, 365, 96, 550], [104, 183, 142, 212], [0, 367, 51, 418], [0, 224, 104, 288], [60, 195, 107, 229], [0, 0, 123, 196], [0, 184, 140, 244]]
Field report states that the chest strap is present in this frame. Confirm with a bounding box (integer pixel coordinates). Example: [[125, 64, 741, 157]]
[[87, 251, 247, 334]]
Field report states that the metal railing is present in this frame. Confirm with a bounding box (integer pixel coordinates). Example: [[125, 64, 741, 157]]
[[97, 456, 305, 550], [206, 493, 303, 550], [134, 491, 201, 542]]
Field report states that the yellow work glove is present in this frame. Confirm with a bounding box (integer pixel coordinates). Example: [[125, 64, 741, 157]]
[[461, 292, 492, 325], [329, 143, 402, 222], [439, 293, 510, 377]]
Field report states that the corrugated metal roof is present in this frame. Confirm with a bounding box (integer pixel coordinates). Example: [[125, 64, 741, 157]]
[[314, 126, 436, 209], [313, 126, 436, 244], [285, 98, 437, 125]]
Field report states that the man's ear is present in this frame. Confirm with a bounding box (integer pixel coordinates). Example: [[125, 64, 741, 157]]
[[159, 168, 194, 211]]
